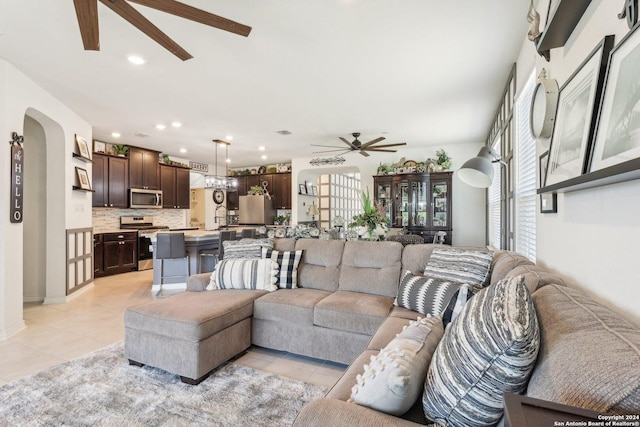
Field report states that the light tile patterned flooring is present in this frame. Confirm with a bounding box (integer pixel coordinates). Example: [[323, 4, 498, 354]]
[[0, 270, 346, 388]]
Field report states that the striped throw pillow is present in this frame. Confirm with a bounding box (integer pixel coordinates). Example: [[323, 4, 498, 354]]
[[423, 246, 493, 290], [262, 248, 303, 289], [223, 238, 274, 260], [422, 275, 540, 426], [394, 271, 473, 325], [207, 258, 279, 291]]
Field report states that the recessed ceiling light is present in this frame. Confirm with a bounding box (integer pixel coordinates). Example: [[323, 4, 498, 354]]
[[172, 122, 182, 128], [156, 124, 166, 130], [226, 135, 233, 141], [179, 148, 187, 153], [261, 155, 267, 160], [111, 132, 121, 138], [258, 146, 265, 151], [127, 55, 146, 65]]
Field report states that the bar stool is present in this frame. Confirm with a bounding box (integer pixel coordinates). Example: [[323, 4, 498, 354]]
[[156, 233, 189, 297], [241, 228, 256, 239], [198, 230, 237, 273]]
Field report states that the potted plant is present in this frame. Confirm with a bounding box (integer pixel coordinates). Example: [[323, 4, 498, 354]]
[[161, 154, 171, 164], [249, 185, 264, 195], [435, 149, 452, 171], [349, 188, 389, 241], [113, 144, 128, 156]]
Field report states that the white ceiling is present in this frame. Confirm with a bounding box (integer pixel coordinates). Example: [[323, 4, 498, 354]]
[[0, 0, 529, 167]]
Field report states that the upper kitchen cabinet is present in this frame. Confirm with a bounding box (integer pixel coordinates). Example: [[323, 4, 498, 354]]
[[129, 146, 161, 190], [92, 153, 129, 208], [160, 164, 190, 209], [271, 173, 291, 209]]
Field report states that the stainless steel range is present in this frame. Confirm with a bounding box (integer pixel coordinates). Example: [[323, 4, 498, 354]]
[[120, 216, 169, 271]]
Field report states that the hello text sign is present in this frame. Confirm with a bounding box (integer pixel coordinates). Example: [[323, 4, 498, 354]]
[[10, 132, 24, 223]]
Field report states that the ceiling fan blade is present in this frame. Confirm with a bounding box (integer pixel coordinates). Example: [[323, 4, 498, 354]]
[[366, 142, 407, 148], [311, 144, 347, 149], [312, 148, 351, 153], [127, 0, 252, 37], [73, 0, 100, 50], [359, 150, 370, 157], [339, 137, 358, 150], [360, 137, 386, 149], [98, 0, 192, 60], [365, 148, 398, 153]]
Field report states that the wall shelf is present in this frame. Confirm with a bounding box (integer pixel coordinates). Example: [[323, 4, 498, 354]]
[[72, 186, 95, 192], [72, 152, 93, 163], [538, 157, 640, 194], [536, 0, 592, 60]]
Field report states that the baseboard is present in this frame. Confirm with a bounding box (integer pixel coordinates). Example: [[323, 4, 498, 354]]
[[23, 296, 44, 303], [0, 320, 27, 341], [151, 283, 186, 292]]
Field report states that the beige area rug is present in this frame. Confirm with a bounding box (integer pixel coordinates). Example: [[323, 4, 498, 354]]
[[0, 342, 326, 426]]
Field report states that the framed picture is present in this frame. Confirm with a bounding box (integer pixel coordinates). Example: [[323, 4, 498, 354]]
[[75, 135, 91, 160], [311, 185, 318, 196], [546, 35, 614, 186], [539, 150, 550, 188], [298, 183, 307, 195], [93, 140, 106, 154], [540, 193, 557, 213], [75, 167, 92, 191], [590, 26, 640, 172], [305, 181, 314, 195]]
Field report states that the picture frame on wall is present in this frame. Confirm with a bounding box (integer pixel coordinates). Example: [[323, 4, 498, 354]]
[[311, 185, 318, 196], [305, 181, 314, 195], [75, 135, 91, 160], [540, 193, 557, 214], [589, 25, 640, 172], [546, 35, 614, 186], [539, 150, 550, 188], [93, 140, 106, 154], [298, 183, 307, 195], [75, 167, 92, 191]]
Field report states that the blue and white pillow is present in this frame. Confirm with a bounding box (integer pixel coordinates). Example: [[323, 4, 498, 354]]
[[262, 248, 304, 289], [422, 275, 540, 426]]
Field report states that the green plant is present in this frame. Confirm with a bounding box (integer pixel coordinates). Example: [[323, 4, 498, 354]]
[[435, 149, 452, 170], [349, 188, 388, 240], [249, 185, 263, 195], [161, 154, 170, 164], [113, 144, 128, 155]]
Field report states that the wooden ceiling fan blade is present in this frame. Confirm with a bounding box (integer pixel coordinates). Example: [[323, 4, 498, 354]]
[[127, 0, 252, 37], [359, 150, 370, 157], [73, 0, 100, 50], [98, 0, 192, 60], [368, 142, 407, 148], [365, 148, 397, 153], [312, 148, 350, 153], [360, 137, 385, 149], [339, 137, 358, 150], [311, 144, 346, 148]]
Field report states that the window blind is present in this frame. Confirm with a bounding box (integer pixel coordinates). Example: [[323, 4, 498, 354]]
[[488, 137, 502, 249], [515, 71, 537, 262]]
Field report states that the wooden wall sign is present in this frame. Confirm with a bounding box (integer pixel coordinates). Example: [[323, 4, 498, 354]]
[[10, 132, 24, 223], [189, 161, 208, 173]]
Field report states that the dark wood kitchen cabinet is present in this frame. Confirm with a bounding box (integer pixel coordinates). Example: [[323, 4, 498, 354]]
[[93, 233, 104, 277], [160, 164, 191, 209], [129, 147, 160, 190], [271, 173, 291, 209], [100, 231, 137, 276], [227, 172, 291, 210], [92, 153, 129, 208]]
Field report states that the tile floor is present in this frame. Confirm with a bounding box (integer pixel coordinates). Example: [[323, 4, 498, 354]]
[[0, 270, 346, 388]]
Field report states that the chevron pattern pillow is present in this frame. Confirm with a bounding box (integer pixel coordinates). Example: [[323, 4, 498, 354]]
[[422, 275, 540, 426], [394, 271, 473, 325]]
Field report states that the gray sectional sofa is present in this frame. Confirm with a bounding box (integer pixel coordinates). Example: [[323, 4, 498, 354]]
[[125, 238, 640, 425]]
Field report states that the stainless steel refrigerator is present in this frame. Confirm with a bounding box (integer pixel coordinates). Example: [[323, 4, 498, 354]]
[[239, 195, 276, 224]]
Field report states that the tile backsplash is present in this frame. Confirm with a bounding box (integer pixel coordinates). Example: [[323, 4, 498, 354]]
[[92, 208, 189, 233]]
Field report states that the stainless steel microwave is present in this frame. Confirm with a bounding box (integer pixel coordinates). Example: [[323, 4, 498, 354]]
[[130, 188, 163, 209]]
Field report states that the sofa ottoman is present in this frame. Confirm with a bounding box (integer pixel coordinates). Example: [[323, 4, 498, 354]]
[[124, 289, 266, 384]]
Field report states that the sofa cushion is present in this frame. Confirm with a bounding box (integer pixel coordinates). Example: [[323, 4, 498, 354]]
[[350, 316, 444, 416], [314, 291, 393, 335], [125, 290, 266, 342], [394, 270, 472, 325], [223, 238, 274, 260], [273, 237, 296, 251], [422, 275, 540, 427], [423, 246, 493, 290], [490, 250, 534, 285], [262, 248, 303, 289], [401, 244, 437, 276], [527, 284, 640, 413], [295, 239, 344, 292], [366, 316, 413, 351], [388, 305, 422, 321], [207, 258, 278, 291], [505, 264, 567, 294], [326, 350, 379, 402], [338, 241, 403, 297], [253, 288, 332, 325]]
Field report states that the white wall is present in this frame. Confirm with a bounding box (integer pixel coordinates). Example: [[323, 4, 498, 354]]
[[292, 142, 486, 247], [0, 59, 92, 339], [520, 0, 640, 325]]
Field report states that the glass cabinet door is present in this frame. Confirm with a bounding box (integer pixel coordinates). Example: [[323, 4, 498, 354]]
[[375, 180, 392, 226], [411, 180, 428, 227], [431, 181, 449, 228], [394, 181, 409, 227]]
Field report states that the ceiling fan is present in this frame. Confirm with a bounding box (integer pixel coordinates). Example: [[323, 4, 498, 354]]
[[72, 0, 252, 61], [312, 132, 407, 157]]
